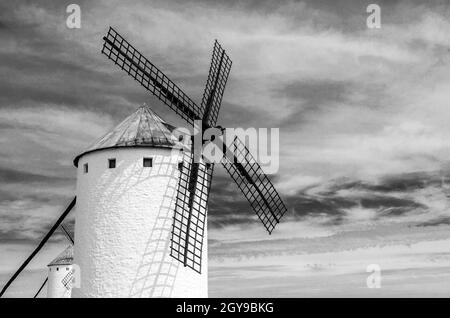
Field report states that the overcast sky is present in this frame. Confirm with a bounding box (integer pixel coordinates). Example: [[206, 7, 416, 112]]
[[1, 0, 450, 297]]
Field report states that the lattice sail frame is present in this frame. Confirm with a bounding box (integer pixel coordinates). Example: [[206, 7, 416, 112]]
[[170, 149, 214, 273], [201, 40, 232, 126], [61, 269, 74, 290], [222, 136, 288, 234], [102, 27, 202, 125]]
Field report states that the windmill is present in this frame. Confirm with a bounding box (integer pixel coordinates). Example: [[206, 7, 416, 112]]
[[0, 26, 288, 298], [101, 27, 288, 273], [46, 245, 74, 298]]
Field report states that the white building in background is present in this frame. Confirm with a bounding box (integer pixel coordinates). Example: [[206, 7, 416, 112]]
[[71, 104, 208, 298], [47, 245, 73, 298]]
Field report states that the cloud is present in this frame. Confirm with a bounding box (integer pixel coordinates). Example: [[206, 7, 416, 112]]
[[209, 237, 450, 297], [417, 217, 450, 227]]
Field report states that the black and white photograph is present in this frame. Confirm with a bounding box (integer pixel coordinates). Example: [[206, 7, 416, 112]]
[[1, 0, 450, 303]]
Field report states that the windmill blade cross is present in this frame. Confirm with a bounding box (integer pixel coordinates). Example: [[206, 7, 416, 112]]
[[101, 27, 288, 273]]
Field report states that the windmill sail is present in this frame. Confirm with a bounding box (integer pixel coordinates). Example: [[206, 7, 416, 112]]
[[60, 224, 74, 244], [100, 26, 289, 275], [61, 270, 74, 290], [222, 136, 287, 234], [170, 148, 214, 273], [201, 40, 232, 126], [102, 27, 202, 125]]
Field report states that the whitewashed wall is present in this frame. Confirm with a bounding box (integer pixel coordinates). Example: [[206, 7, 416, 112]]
[[47, 265, 73, 298], [72, 147, 208, 298]]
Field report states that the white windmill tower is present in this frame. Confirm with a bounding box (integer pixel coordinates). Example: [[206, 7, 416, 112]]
[[46, 245, 73, 298], [71, 104, 207, 297]]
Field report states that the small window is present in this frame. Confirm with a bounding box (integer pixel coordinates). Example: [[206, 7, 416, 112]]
[[83, 163, 88, 174], [56, 267, 59, 271], [143, 157, 153, 168], [178, 162, 183, 171], [108, 158, 116, 169]]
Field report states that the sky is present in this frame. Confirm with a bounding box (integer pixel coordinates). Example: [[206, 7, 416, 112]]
[[1, 0, 450, 297]]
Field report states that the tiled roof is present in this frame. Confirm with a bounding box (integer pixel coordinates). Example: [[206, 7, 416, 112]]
[[48, 245, 73, 267], [74, 104, 182, 166]]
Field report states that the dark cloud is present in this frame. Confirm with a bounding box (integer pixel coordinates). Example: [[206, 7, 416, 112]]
[[217, 101, 269, 129], [279, 171, 448, 224], [0, 226, 68, 245], [417, 217, 450, 227], [0, 190, 65, 206], [208, 172, 257, 227], [322, 171, 449, 194], [289, 194, 352, 215], [0, 197, 75, 243], [0, 167, 73, 184], [275, 80, 350, 127], [207, 170, 442, 230], [0, 165, 74, 207], [277, 80, 349, 104], [369, 172, 447, 192]]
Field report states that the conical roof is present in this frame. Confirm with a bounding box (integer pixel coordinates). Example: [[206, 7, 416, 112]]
[[48, 245, 73, 267], [74, 104, 182, 166]]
